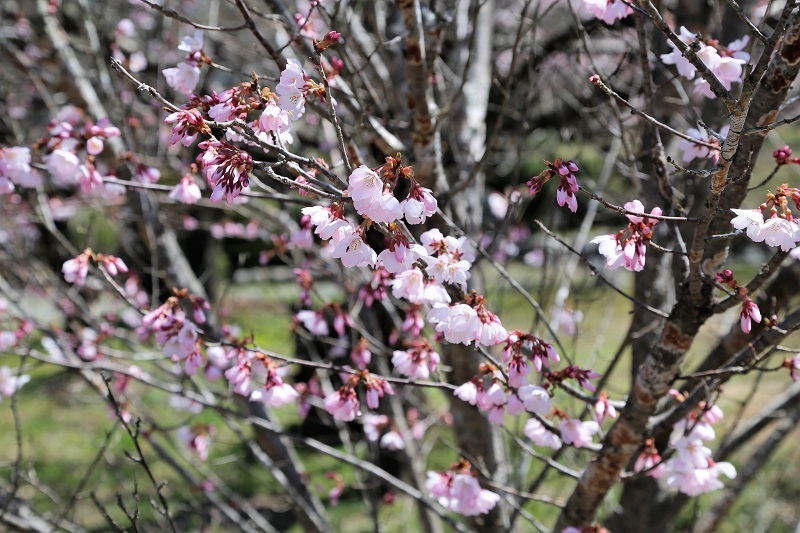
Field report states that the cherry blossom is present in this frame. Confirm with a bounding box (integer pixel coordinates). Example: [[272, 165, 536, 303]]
[[324, 386, 361, 421], [427, 303, 482, 345], [250, 365, 300, 408], [392, 342, 440, 380], [582, 0, 634, 25], [163, 62, 202, 95], [177, 424, 215, 461], [98, 254, 128, 276], [558, 418, 600, 448], [62, 249, 92, 285], [527, 158, 581, 213], [197, 140, 253, 204], [178, 30, 204, 54], [592, 199, 662, 272], [363, 373, 394, 409], [347, 165, 393, 221], [425, 469, 500, 516], [595, 392, 617, 424], [730, 208, 766, 241], [170, 175, 202, 204], [453, 379, 481, 405], [660, 28, 749, 99], [678, 126, 726, 164], [295, 309, 329, 336], [377, 241, 427, 274], [517, 385, 552, 414], [400, 185, 438, 224], [524, 417, 562, 450], [164, 108, 207, 147], [656, 402, 737, 495], [0, 366, 30, 400], [45, 148, 82, 186], [277, 58, 307, 119], [740, 297, 762, 334], [330, 225, 377, 268], [634, 439, 666, 478]]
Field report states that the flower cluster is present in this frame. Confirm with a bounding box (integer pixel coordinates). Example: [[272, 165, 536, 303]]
[[177, 424, 216, 461], [773, 145, 800, 166], [62, 249, 128, 286], [660, 27, 749, 98], [715, 269, 763, 334], [323, 370, 394, 421], [502, 331, 560, 387], [163, 31, 206, 95], [453, 365, 552, 425], [679, 125, 728, 164], [0, 365, 30, 401], [250, 358, 300, 408], [582, 0, 633, 25], [426, 462, 500, 516], [427, 294, 508, 347], [0, 147, 38, 194], [165, 108, 209, 147], [527, 158, 580, 213], [197, 140, 253, 204], [392, 341, 440, 380], [591, 199, 662, 272], [419, 228, 475, 290], [346, 164, 436, 225], [141, 294, 202, 373], [25, 108, 124, 194], [730, 185, 800, 251], [363, 414, 405, 451], [654, 401, 737, 496]]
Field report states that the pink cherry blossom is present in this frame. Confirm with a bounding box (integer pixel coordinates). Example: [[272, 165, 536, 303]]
[[45, 148, 82, 186], [592, 199, 662, 272], [163, 62, 201, 95], [324, 386, 361, 421], [583, 0, 634, 25], [378, 241, 427, 274], [302, 204, 350, 240], [170, 175, 202, 204], [453, 379, 480, 406], [740, 297, 762, 334], [0, 366, 30, 399], [330, 226, 377, 268], [295, 309, 329, 336], [392, 342, 440, 380], [62, 249, 92, 285], [198, 140, 253, 204], [517, 385, 551, 414], [595, 392, 617, 424], [427, 303, 482, 345], [99, 255, 128, 276], [524, 417, 562, 450], [400, 185, 438, 224], [558, 418, 600, 448], [347, 165, 385, 216], [527, 158, 580, 213], [177, 424, 215, 461], [164, 108, 207, 147], [250, 368, 299, 408], [425, 470, 500, 516]]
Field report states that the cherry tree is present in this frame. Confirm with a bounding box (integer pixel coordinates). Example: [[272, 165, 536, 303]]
[[2, 0, 800, 531]]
